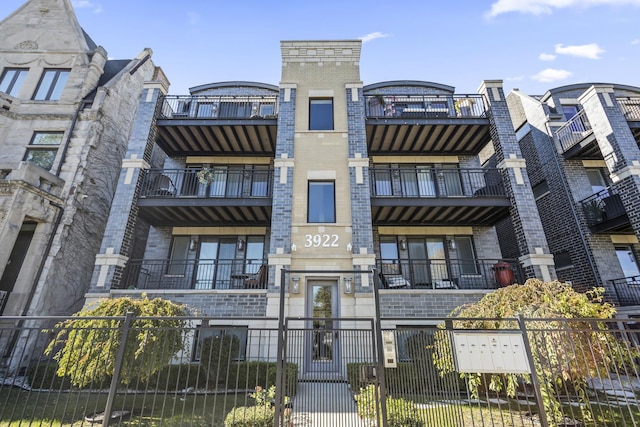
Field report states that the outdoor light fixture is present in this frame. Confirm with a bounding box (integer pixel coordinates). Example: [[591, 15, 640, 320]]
[[291, 276, 300, 294], [344, 277, 353, 294], [237, 239, 245, 251], [189, 239, 198, 251], [399, 239, 407, 251], [448, 239, 456, 250], [346, 242, 353, 252]]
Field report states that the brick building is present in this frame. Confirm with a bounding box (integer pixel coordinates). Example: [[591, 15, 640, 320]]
[[86, 39, 558, 374], [507, 84, 640, 312], [0, 0, 165, 317]]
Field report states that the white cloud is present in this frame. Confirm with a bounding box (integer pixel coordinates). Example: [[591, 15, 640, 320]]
[[539, 53, 557, 61], [71, 0, 103, 13], [359, 32, 390, 43], [532, 68, 573, 82], [554, 43, 605, 59], [632, 38, 640, 45], [486, 0, 640, 18]]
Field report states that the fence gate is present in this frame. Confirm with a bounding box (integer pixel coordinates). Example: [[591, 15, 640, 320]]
[[277, 317, 379, 427]]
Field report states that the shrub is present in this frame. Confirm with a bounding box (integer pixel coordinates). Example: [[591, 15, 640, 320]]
[[228, 361, 298, 396], [355, 384, 425, 427], [200, 334, 239, 385], [224, 405, 274, 427], [45, 295, 189, 387]]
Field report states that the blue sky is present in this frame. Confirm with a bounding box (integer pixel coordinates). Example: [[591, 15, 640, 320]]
[[1, 0, 640, 96]]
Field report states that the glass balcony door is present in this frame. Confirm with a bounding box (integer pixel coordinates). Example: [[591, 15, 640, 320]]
[[194, 238, 236, 289], [408, 238, 447, 286]]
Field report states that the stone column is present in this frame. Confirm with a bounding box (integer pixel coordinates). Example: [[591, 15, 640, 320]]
[[579, 85, 640, 243], [479, 80, 556, 281], [88, 80, 167, 292]]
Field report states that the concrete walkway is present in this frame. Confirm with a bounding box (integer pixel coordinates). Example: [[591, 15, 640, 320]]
[[289, 382, 365, 426]]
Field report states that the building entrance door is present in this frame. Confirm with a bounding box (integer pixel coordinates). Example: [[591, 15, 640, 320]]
[[306, 280, 339, 374]]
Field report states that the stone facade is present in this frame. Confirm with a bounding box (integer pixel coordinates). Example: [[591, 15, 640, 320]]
[[0, 0, 163, 317]]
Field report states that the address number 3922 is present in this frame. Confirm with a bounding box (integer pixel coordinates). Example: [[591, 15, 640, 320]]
[[304, 234, 339, 248]]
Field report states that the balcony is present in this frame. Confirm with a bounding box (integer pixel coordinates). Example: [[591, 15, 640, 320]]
[[369, 167, 510, 225], [610, 276, 640, 306], [155, 95, 278, 156], [364, 94, 491, 155], [580, 186, 630, 233], [121, 259, 267, 290], [554, 110, 598, 159], [618, 97, 640, 144], [137, 168, 273, 227], [375, 258, 524, 290]]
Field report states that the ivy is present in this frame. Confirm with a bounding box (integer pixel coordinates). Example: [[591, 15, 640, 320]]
[[45, 295, 189, 387]]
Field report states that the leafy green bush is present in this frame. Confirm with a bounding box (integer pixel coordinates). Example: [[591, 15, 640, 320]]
[[228, 361, 298, 396], [347, 362, 459, 395], [45, 296, 189, 387], [200, 334, 239, 385], [224, 405, 274, 427], [28, 362, 75, 390], [355, 384, 425, 427]]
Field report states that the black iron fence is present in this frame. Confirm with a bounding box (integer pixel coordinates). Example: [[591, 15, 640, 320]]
[[121, 258, 268, 290], [3, 315, 640, 426], [555, 109, 594, 152], [370, 166, 505, 198], [580, 186, 627, 227], [618, 97, 640, 121], [364, 94, 486, 119], [610, 275, 640, 306], [140, 168, 273, 199], [375, 258, 523, 290], [159, 95, 279, 120]]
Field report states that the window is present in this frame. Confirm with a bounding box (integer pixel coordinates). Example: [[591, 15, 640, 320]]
[[244, 236, 265, 274], [0, 68, 28, 97], [32, 69, 70, 100], [554, 251, 573, 270], [23, 132, 63, 171], [453, 236, 478, 275], [586, 169, 607, 194], [615, 246, 640, 280], [308, 181, 335, 223], [380, 237, 401, 274], [193, 325, 248, 362], [532, 180, 550, 200], [309, 98, 333, 130], [167, 236, 190, 275], [395, 327, 434, 362], [562, 105, 579, 121]]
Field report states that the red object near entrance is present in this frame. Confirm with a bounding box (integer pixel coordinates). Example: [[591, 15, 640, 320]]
[[493, 261, 516, 287]]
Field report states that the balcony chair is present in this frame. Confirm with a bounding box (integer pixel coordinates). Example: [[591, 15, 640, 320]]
[[150, 174, 176, 197], [243, 264, 267, 289], [378, 272, 411, 289]]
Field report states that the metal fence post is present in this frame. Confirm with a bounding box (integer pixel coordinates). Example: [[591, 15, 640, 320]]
[[102, 311, 135, 427], [274, 268, 287, 427], [517, 314, 549, 427], [371, 269, 388, 427]]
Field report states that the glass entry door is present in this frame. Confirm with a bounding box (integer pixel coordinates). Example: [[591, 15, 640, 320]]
[[306, 281, 339, 372]]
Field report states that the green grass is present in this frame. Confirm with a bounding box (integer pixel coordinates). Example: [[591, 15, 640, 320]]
[[0, 389, 252, 427]]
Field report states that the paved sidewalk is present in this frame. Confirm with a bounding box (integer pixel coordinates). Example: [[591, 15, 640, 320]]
[[290, 382, 365, 427]]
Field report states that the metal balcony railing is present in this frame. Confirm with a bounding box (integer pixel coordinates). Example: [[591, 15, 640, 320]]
[[0, 290, 8, 314], [375, 258, 523, 290], [140, 168, 273, 199], [158, 95, 279, 120], [580, 186, 626, 227], [364, 94, 486, 119], [370, 167, 505, 198], [610, 275, 640, 306], [555, 109, 593, 152], [121, 258, 267, 290], [617, 97, 640, 121]]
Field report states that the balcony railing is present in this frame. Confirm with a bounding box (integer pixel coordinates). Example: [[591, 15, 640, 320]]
[[158, 95, 279, 120], [580, 186, 626, 227], [364, 94, 486, 119], [121, 259, 267, 290], [610, 275, 640, 306], [0, 290, 8, 315], [140, 168, 273, 199], [375, 258, 523, 290], [370, 167, 505, 198], [555, 109, 593, 152], [618, 97, 640, 121]]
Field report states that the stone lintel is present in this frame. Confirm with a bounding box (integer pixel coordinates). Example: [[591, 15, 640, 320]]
[[518, 253, 555, 268], [94, 252, 128, 267]]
